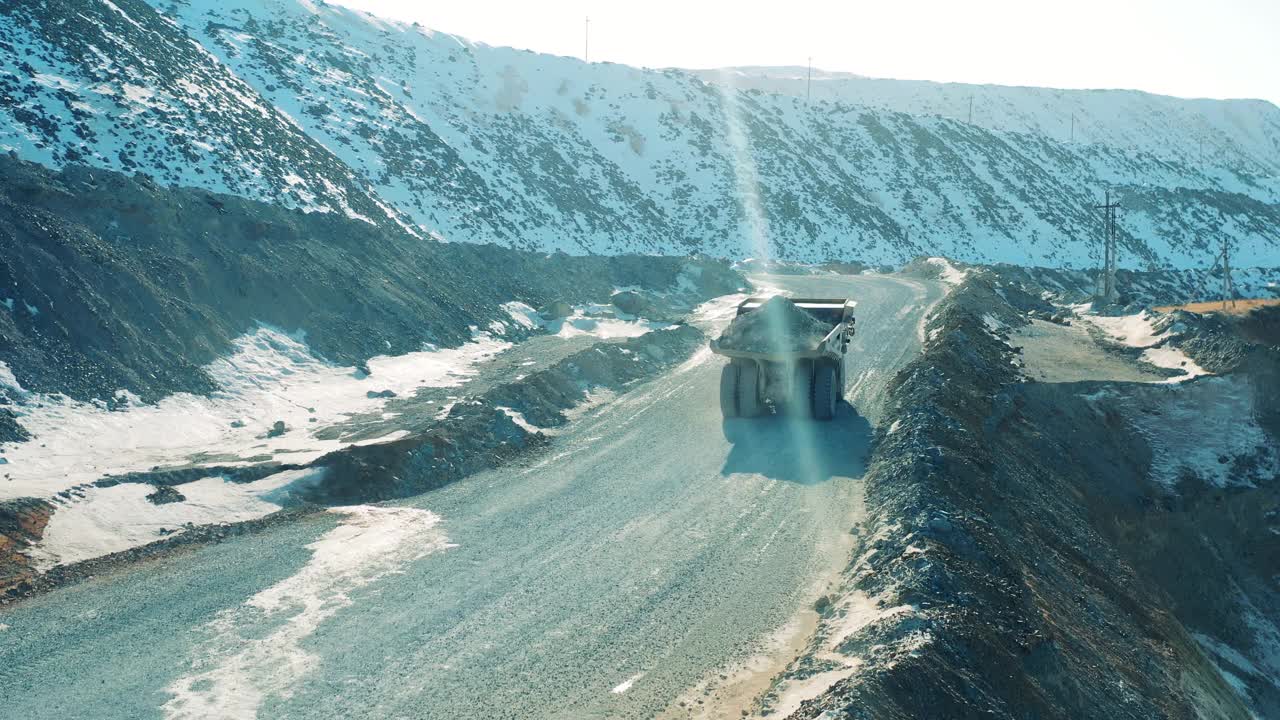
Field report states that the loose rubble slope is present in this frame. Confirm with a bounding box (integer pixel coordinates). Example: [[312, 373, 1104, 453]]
[[0, 155, 739, 403], [776, 271, 1278, 719]]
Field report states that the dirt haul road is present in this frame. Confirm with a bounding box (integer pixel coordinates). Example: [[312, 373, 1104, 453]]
[[0, 273, 944, 720]]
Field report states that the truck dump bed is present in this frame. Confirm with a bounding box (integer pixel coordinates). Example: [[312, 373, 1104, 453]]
[[710, 297, 856, 361]]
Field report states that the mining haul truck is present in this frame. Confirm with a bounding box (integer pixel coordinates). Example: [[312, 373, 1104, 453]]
[[710, 297, 855, 421]]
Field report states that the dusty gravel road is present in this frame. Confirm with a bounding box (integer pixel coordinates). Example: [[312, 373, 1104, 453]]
[[0, 273, 943, 719]]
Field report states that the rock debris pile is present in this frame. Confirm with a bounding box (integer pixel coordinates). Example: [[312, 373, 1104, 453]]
[[715, 297, 832, 354]]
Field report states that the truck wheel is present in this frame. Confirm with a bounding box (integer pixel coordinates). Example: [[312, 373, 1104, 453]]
[[791, 360, 813, 415], [812, 362, 837, 421], [737, 361, 765, 418], [719, 364, 739, 418]]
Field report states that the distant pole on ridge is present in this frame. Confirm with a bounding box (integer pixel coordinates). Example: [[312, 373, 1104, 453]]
[[1070, 113, 1075, 142], [968, 96, 973, 124], [807, 57, 812, 104], [1222, 236, 1236, 311], [584, 16, 590, 63]]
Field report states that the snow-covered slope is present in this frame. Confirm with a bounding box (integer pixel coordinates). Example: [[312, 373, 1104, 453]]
[[2, 0, 1278, 267], [0, 0, 410, 229], [694, 66, 1280, 177]]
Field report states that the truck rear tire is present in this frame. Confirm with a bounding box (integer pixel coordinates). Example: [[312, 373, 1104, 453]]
[[719, 364, 739, 418], [812, 362, 837, 421], [736, 361, 765, 417]]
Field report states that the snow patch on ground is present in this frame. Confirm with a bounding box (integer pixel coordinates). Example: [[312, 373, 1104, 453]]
[[0, 327, 507, 501], [1082, 311, 1170, 348], [552, 314, 670, 340], [31, 73, 78, 91], [764, 667, 863, 719], [1079, 309, 1207, 382], [825, 593, 915, 651], [1195, 632, 1263, 687], [0, 360, 24, 394], [496, 406, 540, 434], [1131, 376, 1279, 490], [163, 505, 455, 720], [27, 468, 327, 569], [688, 293, 749, 330], [763, 592, 917, 719], [926, 257, 968, 286], [1140, 346, 1209, 383], [610, 673, 644, 694], [501, 301, 541, 329], [500, 300, 670, 339], [1241, 611, 1280, 716], [1195, 602, 1280, 715]]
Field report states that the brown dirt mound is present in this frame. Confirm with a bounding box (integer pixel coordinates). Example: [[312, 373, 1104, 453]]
[[1154, 298, 1280, 316]]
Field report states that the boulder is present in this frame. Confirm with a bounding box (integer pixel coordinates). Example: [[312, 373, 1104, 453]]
[[611, 290, 651, 317], [539, 300, 574, 320], [145, 485, 186, 505]]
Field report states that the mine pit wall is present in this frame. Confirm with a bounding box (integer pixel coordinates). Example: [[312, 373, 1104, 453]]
[[799, 273, 1265, 719], [0, 155, 743, 405]]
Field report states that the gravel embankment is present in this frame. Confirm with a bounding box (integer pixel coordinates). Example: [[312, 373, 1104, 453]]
[[785, 271, 1269, 719]]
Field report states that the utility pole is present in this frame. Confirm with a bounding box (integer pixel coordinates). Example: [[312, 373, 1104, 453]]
[[806, 57, 812, 104], [584, 16, 590, 63], [1070, 113, 1075, 142], [1221, 236, 1236, 311], [968, 96, 973, 124], [1094, 189, 1121, 305]]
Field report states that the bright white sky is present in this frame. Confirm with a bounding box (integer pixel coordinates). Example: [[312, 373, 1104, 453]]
[[330, 0, 1279, 105]]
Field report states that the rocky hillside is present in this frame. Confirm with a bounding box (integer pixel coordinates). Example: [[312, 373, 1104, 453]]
[[989, 263, 1280, 306], [0, 154, 739, 404], [695, 66, 1280, 177], [779, 272, 1280, 719], [1, 0, 1277, 267]]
